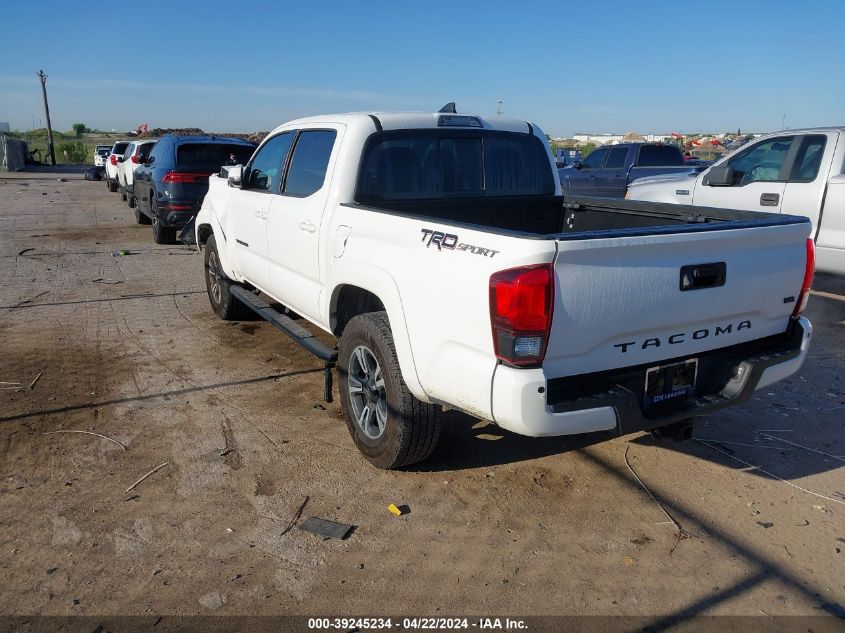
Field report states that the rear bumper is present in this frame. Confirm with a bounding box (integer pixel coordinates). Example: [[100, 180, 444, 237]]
[[490, 317, 811, 437], [156, 200, 199, 228]]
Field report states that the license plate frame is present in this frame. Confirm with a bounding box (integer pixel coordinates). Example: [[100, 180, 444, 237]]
[[644, 358, 698, 408]]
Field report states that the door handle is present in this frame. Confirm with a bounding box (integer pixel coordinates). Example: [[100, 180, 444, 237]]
[[298, 221, 316, 233], [760, 193, 780, 206], [254, 209, 267, 220]]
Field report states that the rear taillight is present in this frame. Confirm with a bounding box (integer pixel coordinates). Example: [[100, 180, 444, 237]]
[[489, 264, 554, 367], [162, 172, 210, 184], [109, 155, 117, 165], [131, 154, 139, 164], [793, 238, 815, 317]]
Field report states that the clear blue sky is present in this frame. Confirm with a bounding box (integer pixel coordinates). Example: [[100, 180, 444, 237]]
[[1, 0, 842, 136]]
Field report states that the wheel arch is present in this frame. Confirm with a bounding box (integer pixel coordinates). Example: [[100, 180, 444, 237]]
[[195, 207, 240, 281], [329, 277, 427, 402]]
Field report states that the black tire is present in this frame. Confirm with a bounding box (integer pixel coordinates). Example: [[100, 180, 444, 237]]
[[151, 199, 176, 244], [126, 191, 135, 208], [338, 312, 441, 469], [133, 198, 150, 225], [204, 235, 252, 321], [108, 178, 118, 193], [120, 187, 127, 201]]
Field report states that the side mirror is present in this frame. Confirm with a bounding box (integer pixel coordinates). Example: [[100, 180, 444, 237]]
[[145, 156, 154, 166], [704, 164, 734, 186], [573, 160, 583, 170], [226, 165, 244, 188]]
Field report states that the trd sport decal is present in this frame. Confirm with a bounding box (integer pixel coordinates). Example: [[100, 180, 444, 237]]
[[420, 228, 499, 258]]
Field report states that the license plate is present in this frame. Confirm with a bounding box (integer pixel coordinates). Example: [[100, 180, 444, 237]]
[[644, 358, 698, 407]]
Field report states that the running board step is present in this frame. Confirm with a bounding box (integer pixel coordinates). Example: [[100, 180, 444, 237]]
[[229, 285, 338, 363]]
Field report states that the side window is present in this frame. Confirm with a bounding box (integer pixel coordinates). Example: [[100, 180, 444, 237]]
[[139, 142, 155, 161], [147, 140, 164, 163], [728, 136, 794, 185], [284, 130, 337, 197], [245, 132, 294, 192], [604, 147, 628, 169], [123, 143, 134, 159], [581, 147, 608, 169], [789, 135, 827, 182]]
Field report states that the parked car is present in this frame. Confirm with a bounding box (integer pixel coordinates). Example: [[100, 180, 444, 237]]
[[627, 127, 844, 274], [104, 141, 130, 192], [132, 135, 256, 243], [194, 110, 814, 469], [117, 140, 157, 208], [94, 145, 111, 167], [555, 147, 582, 169], [559, 143, 706, 198]]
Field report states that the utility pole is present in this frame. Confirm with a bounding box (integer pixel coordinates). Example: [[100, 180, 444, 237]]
[[497, 99, 503, 118], [37, 70, 56, 165]]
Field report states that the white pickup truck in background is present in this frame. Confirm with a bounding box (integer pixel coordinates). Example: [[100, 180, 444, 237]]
[[627, 127, 844, 274], [195, 108, 814, 469]]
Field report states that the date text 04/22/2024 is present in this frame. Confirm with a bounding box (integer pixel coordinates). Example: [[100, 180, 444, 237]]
[[307, 617, 527, 630]]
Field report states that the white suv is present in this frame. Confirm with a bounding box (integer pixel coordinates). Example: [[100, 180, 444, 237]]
[[117, 140, 157, 207], [104, 141, 130, 192], [94, 145, 111, 167]]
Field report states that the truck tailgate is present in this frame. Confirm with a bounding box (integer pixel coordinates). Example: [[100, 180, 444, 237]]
[[544, 221, 811, 378]]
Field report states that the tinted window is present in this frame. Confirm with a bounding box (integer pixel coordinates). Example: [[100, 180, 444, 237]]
[[147, 139, 165, 163], [605, 146, 629, 169], [138, 142, 156, 160], [284, 130, 337, 197], [122, 143, 135, 159], [729, 136, 794, 185], [112, 142, 129, 154], [176, 143, 255, 172], [246, 132, 294, 192], [581, 147, 608, 169], [789, 135, 826, 182], [637, 145, 683, 166], [357, 131, 554, 200]]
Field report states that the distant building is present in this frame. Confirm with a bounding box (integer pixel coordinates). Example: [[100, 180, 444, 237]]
[[0, 122, 10, 133], [570, 132, 673, 145]]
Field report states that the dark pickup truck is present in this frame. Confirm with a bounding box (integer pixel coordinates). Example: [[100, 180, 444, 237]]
[[559, 143, 706, 198]]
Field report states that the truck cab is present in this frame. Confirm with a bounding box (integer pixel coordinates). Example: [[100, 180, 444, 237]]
[[627, 128, 845, 274]]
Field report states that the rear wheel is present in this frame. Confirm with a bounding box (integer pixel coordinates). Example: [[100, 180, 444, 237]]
[[151, 199, 176, 244], [338, 312, 441, 469], [204, 235, 251, 320], [126, 191, 135, 208]]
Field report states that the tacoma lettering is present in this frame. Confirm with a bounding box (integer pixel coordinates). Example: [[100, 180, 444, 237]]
[[613, 321, 752, 353]]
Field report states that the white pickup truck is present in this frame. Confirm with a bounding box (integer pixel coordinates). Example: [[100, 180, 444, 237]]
[[627, 127, 844, 275], [195, 109, 814, 469]]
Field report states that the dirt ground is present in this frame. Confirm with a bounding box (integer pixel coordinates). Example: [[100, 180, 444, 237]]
[[0, 175, 843, 623]]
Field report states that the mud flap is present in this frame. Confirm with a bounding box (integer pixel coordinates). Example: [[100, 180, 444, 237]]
[[178, 216, 196, 246]]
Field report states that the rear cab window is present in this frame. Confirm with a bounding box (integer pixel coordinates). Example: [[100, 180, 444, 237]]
[[284, 130, 337, 197], [112, 142, 129, 155], [604, 146, 629, 169], [789, 135, 827, 182], [356, 130, 553, 201], [636, 145, 683, 166], [176, 143, 254, 173]]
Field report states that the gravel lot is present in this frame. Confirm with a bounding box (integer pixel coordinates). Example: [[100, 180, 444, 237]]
[[0, 174, 843, 621]]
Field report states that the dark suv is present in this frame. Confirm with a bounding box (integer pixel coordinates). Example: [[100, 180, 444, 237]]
[[133, 135, 256, 243]]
